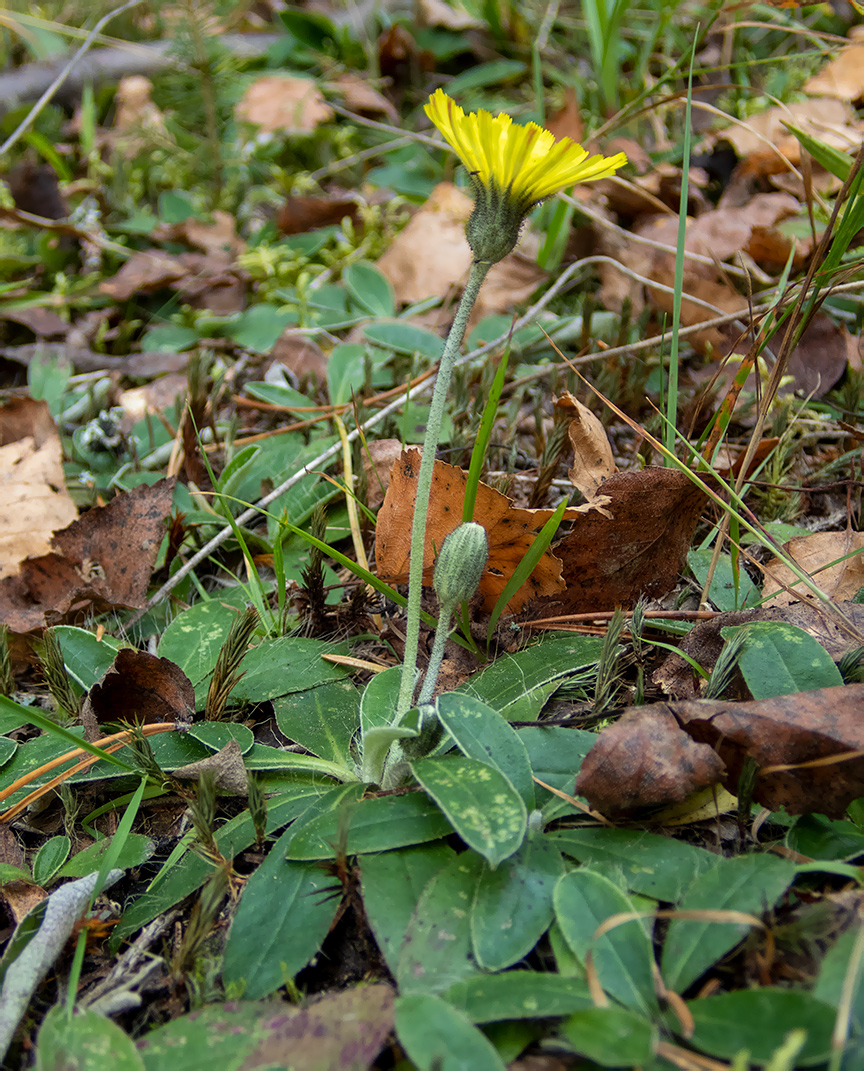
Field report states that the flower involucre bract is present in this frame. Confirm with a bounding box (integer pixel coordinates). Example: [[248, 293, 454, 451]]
[[424, 88, 627, 263]]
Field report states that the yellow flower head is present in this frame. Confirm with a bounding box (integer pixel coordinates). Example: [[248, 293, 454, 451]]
[[424, 88, 627, 263]]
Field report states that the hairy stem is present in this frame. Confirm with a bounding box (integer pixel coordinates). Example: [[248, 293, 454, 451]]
[[396, 259, 491, 717]]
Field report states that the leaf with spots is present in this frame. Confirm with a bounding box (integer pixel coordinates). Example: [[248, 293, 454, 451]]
[[396, 850, 484, 995], [374, 449, 608, 613], [411, 755, 527, 868]]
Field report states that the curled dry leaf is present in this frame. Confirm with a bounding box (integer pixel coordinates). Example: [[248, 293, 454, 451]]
[[235, 75, 332, 134], [82, 647, 194, 740], [0, 398, 77, 580], [551, 467, 708, 613], [574, 708, 726, 816], [334, 73, 398, 122], [555, 390, 617, 500], [763, 532, 864, 607], [575, 683, 864, 818], [703, 98, 860, 165], [374, 449, 607, 613], [0, 478, 175, 634]]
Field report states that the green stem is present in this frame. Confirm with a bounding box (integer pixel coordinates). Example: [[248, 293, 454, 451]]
[[417, 603, 454, 706], [396, 259, 492, 717]]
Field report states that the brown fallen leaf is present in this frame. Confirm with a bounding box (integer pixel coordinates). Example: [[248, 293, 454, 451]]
[[704, 98, 860, 166], [804, 26, 864, 101], [0, 478, 175, 634], [0, 824, 46, 924], [556, 390, 617, 500], [763, 531, 864, 607], [551, 467, 708, 613], [0, 307, 70, 338], [236, 75, 333, 134], [81, 648, 194, 740], [277, 194, 360, 237], [334, 73, 398, 123], [574, 708, 726, 816], [785, 314, 849, 398], [362, 439, 404, 511], [375, 449, 607, 613], [575, 683, 864, 818], [0, 398, 77, 580]]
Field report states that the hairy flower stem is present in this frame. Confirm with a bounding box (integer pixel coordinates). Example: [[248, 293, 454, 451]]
[[397, 259, 492, 717]]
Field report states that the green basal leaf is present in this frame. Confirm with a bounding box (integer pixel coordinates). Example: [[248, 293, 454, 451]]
[[397, 851, 483, 995], [436, 692, 535, 810], [554, 869, 658, 1016], [721, 621, 842, 698], [411, 756, 526, 868], [395, 993, 506, 1071]]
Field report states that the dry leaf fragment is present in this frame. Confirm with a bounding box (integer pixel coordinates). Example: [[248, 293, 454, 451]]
[[0, 478, 175, 634], [763, 531, 864, 607], [277, 194, 360, 237], [654, 603, 864, 700], [173, 740, 249, 795], [0, 399, 77, 580], [706, 98, 860, 165], [555, 390, 617, 500], [418, 0, 484, 29], [375, 182, 546, 315], [236, 76, 332, 134], [552, 467, 708, 613], [375, 450, 606, 613], [334, 73, 398, 122]]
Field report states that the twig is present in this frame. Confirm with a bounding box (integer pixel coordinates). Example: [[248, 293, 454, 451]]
[[0, 0, 145, 157]]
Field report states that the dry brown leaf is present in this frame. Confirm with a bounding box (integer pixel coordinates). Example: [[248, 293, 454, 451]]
[[83, 648, 194, 739], [376, 182, 546, 315], [236, 76, 332, 134], [555, 390, 617, 500], [99, 250, 189, 299], [334, 73, 397, 122], [763, 531, 864, 607], [785, 314, 849, 398], [804, 27, 864, 101], [153, 211, 244, 261], [0, 398, 77, 580], [0, 478, 175, 634], [377, 183, 473, 305], [707, 98, 860, 164], [267, 329, 329, 381], [575, 683, 864, 818], [277, 194, 360, 237], [0, 825, 46, 924], [375, 449, 607, 613], [362, 439, 404, 511], [551, 467, 708, 612], [574, 708, 726, 816], [173, 740, 249, 795], [0, 307, 70, 338], [545, 89, 584, 145]]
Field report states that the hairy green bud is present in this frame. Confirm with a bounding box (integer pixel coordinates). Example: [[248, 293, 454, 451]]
[[432, 522, 489, 609]]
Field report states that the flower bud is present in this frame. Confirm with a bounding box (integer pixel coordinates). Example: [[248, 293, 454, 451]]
[[432, 522, 489, 609]]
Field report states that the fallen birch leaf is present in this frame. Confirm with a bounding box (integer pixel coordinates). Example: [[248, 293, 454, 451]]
[[575, 683, 864, 818], [375, 449, 607, 613], [0, 478, 175, 634], [763, 531, 864, 607], [0, 399, 77, 580], [236, 75, 332, 134], [551, 467, 708, 612]]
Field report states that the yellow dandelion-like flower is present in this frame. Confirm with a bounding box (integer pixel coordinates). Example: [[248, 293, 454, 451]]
[[424, 88, 627, 263]]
